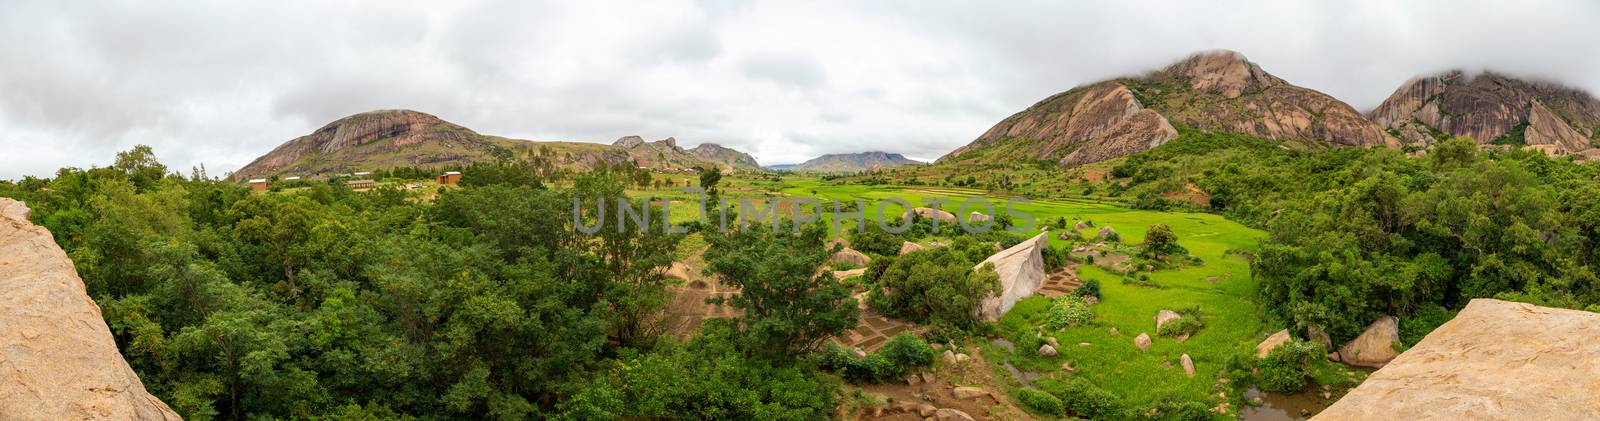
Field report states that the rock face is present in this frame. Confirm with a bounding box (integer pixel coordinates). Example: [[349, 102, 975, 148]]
[[0, 198, 181, 420], [1256, 329, 1291, 358], [687, 143, 761, 170], [1313, 299, 1600, 420], [1338, 316, 1401, 368], [830, 248, 871, 267], [1369, 71, 1600, 155], [941, 50, 1396, 167], [974, 233, 1049, 321], [231, 109, 642, 180], [788, 151, 923, 173]]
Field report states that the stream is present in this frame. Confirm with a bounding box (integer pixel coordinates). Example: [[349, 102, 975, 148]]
[[1238, 387, 1333, 421]]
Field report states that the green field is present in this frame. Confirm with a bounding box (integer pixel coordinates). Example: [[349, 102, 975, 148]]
[[635, 174, 1278, 414]]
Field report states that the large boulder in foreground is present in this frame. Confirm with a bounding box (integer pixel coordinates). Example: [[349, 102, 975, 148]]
[[974, 232, 1049, 321], [0, 198, 181, 420], [1338, 315, 1401, 367], [1314, 299, 1600, 420]]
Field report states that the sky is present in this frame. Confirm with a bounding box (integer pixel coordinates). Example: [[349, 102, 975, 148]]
[[2, 0, 1598, 178]]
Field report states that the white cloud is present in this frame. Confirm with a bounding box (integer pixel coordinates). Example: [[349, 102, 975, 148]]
[[1, 0, 1597, 177]]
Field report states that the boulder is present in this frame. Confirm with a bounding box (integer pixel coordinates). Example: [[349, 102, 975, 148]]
[[1098, 225, 1118, 240], [1045, 336, 1060, 348], [898, 241, 925, 256], [1181, 354, 1196, 377], [1256, 329, 1291, 358], [952, 386, 990, 400], [1314, 299, 1600, 420], [974, 232, 1050, 321], [1338, 315, 1401, 368], [1307, 324, 1333, 351], [1134, 333, 1152, 351], [0, 198, 182, 420], [1155, 309, 1181, 331], [1037, 344, 1057, 357], [906, 207, 958, 224], [825, 237, 848, 251], [830, 247, 871, 267], [1074, 221, 1091, 229], [968, 212, 992, 224], [933, 408, 976, 421]]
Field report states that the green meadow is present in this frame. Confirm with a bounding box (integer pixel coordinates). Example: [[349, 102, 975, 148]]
[[633, 174, 1278, 413]]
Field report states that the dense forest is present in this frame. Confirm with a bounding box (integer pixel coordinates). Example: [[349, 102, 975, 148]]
[[0, 146, 872, 419]]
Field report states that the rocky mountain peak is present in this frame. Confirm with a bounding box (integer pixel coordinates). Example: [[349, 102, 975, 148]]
[[1369, 70, 1600, 154], [613, 135, 646, 148], [1164, 50, 1283, 98]]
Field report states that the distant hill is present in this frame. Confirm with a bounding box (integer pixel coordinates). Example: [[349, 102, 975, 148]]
[[940, 50, 1396, 167], [766, 164, 798, 170], [1369, 71, 1600, 156], [611, 136, 760, 171], [790, 151, 922, 173], [230, 110, 758, 180]]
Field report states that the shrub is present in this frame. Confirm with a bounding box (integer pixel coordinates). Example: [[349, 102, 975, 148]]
[[1157, 308, 1204, 338], [848, 225, 902, 256], [819, 334, 937, 384], [1073, 279, 1101, 299], [1257, 340, 1321, 393], [1016, 388, 1063, 416], [878, 333, 935, 370], [869, 248, 999, 329], [1045, 295, 1094, 329], [1037, 377, 1123, 419]]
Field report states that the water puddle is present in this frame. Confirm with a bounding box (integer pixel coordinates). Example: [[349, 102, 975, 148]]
[[1239, 387, 1333, 421]]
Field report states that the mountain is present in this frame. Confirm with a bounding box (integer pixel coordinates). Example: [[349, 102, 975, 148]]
[[230, 110, 759, 180], [689, 143, 762, 170], [1369, 71, 1600, 155], [940, 50, 1397, 166], [790, 151, 923, 172]]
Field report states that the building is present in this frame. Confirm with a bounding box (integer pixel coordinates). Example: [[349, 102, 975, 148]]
[[346, 179, 377, 190], [283, 176, 301, 181], [248, 179, 269, 191], [436, 171, 462, 185]]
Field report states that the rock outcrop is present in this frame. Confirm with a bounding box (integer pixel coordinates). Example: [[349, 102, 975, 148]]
[[231, 109, 641, 180], [1369, 71, 1600, 155], [830, 248, 871, 268], [974, 233, 1049, 321], [1314, 299, 1600, 420], [687, 143, 761, 170], [1256, 329, 1291, 358], [898, 241, 924, 256], [0, 198, 181, 420], [907, 207, 957, 224], [1338, 316, 1400, 368], [941, 50, 1396, 167]]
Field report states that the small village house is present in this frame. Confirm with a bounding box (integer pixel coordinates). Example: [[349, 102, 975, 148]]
[[347, 179, 377, 191], [248, 179, 269, 191], [436, 171, 462, 185]]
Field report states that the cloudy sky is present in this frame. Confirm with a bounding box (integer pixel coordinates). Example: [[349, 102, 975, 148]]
[[2, 0, 1598, 178]]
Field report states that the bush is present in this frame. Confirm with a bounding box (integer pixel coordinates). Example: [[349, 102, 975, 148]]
[[1156, 307, 1204, 338], [1037, 377, 1123, 419], [819, 334, 937, 384], [848, 225, 902, 256], [1015, 388, 1063, 416], [1045, 295, 1094, 330], [1073, 279, 1101, 299], [878, 333, 935, 370], [869, 248, 1000, 329], [1257, 340, 1321, 393]]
